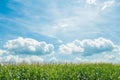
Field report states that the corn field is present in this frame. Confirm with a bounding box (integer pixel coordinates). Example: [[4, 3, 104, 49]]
[[0, 63, 120, 80]]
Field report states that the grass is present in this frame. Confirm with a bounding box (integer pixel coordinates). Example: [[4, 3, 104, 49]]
[[0, 63, 120, 80]]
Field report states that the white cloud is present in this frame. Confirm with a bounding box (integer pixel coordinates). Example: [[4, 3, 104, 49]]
[[74, 57, 82, 62], [59, 43, 84, 54], [86, 0, 96, 5], [104, 55, 115, 60], [74, 57, 88, 63], [0, 37, 120, 63], [59, 37, 116, 56], [80, 37, 115, 55], [57, 39, 63, 44], [23, 56, 44, 64], [5, 0, 117, 42], [0, 50, 3, 54], [112, 46, 120, 54], [64, 60, 70, 63], [0, 55, 44, 64], [4, 37, 54, 55], [40, 0, 117, 41], [49, 57, 58, 63], [101, 0, 115, 10], [0, 50, 6, 55]]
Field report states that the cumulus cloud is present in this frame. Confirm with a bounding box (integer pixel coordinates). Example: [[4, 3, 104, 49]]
[[59, 37, 116, 56], [104, 55, 115, 60], [0, 55, 44, 64], [74, 57, 88, 63], [0, 37, 120, 63], [4, 37, 54, 55], [59, 43, 84, 54], [80, 37, 115, 55], [74, 57, 82, 62], [49, 57, 58, 63]]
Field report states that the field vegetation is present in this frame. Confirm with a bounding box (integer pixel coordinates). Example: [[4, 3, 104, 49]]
[[0, 63, 120, 80]]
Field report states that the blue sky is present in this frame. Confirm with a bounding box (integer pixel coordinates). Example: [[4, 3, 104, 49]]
[[0, 0, 120, 63]]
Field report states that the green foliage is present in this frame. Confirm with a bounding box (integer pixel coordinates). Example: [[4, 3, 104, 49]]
[[0, 63, 120, 80]]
